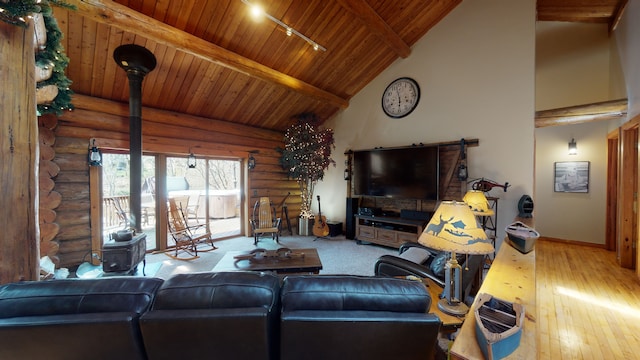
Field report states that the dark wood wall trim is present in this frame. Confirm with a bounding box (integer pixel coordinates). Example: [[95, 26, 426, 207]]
[[619, 119, 638, 270]]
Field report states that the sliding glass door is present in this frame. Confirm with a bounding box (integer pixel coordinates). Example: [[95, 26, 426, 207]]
[[101, 153, 157, 250], [99, 153, 241, 253], [165, 156, 241, 242]]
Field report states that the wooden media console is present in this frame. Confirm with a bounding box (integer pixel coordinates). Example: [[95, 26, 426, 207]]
[[355, 215, 427, 248]]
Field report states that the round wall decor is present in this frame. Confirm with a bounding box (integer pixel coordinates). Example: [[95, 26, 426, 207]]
[[381, 77, 420, 118]]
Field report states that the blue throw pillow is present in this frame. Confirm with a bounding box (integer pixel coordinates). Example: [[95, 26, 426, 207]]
[[429, 253, 448, 279], [429, 252, 468, 279]]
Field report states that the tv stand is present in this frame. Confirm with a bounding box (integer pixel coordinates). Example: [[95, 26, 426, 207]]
[[355, 215, 427, 248]]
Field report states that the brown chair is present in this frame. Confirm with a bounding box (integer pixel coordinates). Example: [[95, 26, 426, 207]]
[[161, 198, 217, 260], [172, 195, 190, 212], [111, 196, 130, 228], [250, 197, 281, 245]]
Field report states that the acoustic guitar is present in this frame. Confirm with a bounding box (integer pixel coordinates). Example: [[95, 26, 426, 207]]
[[313, 195, 330, 237]]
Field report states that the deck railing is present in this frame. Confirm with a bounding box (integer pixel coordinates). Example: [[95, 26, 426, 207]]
[[103, 195, 130, 230]]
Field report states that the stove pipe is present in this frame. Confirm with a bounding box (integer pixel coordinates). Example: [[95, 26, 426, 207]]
[[114, 44, 156, 233]]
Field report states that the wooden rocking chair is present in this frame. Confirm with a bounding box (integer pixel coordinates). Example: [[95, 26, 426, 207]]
[[250, 197, 281, 245], [161, 198, 217, 260]]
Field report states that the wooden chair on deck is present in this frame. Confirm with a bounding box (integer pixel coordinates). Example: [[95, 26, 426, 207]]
[[250, 197, 281, 245], [161, 198, 217, 260], [112, 197, 129, 229]]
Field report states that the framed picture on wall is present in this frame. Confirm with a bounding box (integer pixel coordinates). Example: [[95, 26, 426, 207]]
[[554, 161, 589, 193]]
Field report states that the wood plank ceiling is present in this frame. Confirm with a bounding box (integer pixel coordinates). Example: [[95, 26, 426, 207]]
[[53, 0, 627, 133]]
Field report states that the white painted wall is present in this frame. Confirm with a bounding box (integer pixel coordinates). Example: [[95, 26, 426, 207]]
[[614, 0, 640, 120], [535, 22, 611, 110], [534, 22, 613, 244], [316, 0, 536, 249], [535, 121, 613, 244]]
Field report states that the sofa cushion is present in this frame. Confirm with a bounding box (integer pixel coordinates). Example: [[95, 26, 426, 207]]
[[151, 271, 279, 311], [401, 246, 431, 264], [140, 271, 280, 360], [0, 277, 163, 318], [281, 274, 430, 313]]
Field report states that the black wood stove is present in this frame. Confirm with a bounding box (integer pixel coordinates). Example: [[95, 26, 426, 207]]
[[102, 233, 147, 274]]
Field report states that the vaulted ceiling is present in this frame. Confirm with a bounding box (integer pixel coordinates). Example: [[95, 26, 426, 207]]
[[55, 0, 627, 133]]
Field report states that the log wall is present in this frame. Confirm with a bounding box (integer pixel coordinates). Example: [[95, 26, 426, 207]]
[[52, 95, 297, 268], [39, 115, 62, 267], [50, 94, 475, 268]]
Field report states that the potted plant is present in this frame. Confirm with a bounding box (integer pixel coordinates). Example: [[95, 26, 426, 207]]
[[278, 113, 335, 235]]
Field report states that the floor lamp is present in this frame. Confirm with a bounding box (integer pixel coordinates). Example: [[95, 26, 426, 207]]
[[418, 201, 494, 316]]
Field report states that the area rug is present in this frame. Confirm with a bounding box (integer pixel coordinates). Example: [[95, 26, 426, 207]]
[[146, 235, 397, 279], [75, 261, 162, 279]]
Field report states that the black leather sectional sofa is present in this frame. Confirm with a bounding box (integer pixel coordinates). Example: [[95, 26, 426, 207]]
[[0, 271, 441, 360]]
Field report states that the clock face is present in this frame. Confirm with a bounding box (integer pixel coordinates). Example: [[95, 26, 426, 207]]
[[381, 77, 420, 118]]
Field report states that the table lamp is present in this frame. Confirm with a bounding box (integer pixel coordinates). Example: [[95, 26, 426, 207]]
[[462, 190, 494, 217], [418, 201, 494, 315]]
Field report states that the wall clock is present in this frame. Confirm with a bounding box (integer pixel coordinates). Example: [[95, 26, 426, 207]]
[[381, 77, 420, 118]]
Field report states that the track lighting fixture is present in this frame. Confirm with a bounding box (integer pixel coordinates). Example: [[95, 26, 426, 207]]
[[241, 0, 327, 52]]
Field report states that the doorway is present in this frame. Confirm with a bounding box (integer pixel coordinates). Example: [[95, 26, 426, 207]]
[[100, 153, 242, 253], [164, 156, 242, 242], [101, 153, 157, 250], [610, 120, 639, 271]]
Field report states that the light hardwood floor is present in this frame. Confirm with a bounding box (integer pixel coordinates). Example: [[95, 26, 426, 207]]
[[536, 239, 640, 359]]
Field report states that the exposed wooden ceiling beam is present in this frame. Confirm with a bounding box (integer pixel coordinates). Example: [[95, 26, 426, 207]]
[[537, 6, 614, 22], [535, 99, 627, 128], [335, 0, 411, 58], [68, 0, 349, 109], [609, 0, 628, 33]]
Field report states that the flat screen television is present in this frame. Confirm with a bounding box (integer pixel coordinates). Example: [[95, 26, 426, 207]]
[[352, 146, 439, 200]]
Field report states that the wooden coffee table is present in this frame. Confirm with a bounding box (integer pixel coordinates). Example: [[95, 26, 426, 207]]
[[212, 248, 323, 274]]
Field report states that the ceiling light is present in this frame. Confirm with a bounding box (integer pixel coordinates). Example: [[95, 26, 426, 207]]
[[250, 4, 264, 19], [241, 0, 327, 52]]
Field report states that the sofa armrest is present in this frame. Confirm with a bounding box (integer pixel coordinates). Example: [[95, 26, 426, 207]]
[[399, 242, 440, 257], [374, 254, 445, 288]]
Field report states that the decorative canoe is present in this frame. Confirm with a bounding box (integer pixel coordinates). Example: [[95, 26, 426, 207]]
[[505, 221, 540, 254], [474, 293, 525, 360]]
